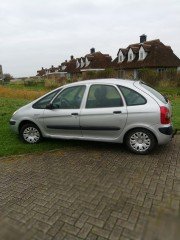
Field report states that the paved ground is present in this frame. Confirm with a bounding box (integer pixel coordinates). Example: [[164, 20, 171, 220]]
[[0, 136, 180, 240]]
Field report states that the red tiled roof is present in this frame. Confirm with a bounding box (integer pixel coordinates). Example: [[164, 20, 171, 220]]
[[82, 51, 112, 70], [113, 39, 180, 69]]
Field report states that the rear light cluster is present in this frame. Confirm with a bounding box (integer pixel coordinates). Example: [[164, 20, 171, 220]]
[[160, 106, 171, 124]]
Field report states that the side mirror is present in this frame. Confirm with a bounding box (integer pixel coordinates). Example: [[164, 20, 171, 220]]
[[46, 103, 54, 109]]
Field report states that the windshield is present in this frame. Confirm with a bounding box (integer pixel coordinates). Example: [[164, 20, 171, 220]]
[[141, 83, 168, 104]]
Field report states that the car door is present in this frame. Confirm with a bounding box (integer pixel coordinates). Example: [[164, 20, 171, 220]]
[[80, 84, 127, 140], [43, 85, 86, 138]]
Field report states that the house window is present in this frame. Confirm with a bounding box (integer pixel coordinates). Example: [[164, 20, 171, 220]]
[[120, 56, 122, 62], [157, 68, 166, 73], [118, 70, 125, 79], [129, 54, 132, 61], [140, 52, 143, 60]]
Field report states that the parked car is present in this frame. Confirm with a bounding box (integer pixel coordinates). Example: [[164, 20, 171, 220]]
[[10, 79, 174, 154]]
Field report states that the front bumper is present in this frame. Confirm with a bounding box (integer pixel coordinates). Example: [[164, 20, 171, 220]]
[[9, 120, 16, 126], [9, 119, 19, 133]]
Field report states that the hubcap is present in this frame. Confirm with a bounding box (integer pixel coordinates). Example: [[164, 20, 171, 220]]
[[23, 127, 40, 143], [130, 132, 151, 152]]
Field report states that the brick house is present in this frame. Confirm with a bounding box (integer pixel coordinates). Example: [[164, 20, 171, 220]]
[[112, 34, 180, 79], [79, 48, 112, 77], [36, 47, 112, 78], [57, 48, 112, 78]]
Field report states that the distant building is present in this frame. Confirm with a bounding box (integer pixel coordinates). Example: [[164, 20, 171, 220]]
[[36, 35, 180, 80], [0, 65, 3, 79], [112, 34, 180, 79], [37, 48, 112, 78], [79, 48, 112, 73]]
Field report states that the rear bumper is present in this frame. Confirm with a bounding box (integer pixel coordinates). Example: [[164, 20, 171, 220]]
[[150, 124, 173, 145], [158, 126, 177, 139], [158, 126, 173, 135]]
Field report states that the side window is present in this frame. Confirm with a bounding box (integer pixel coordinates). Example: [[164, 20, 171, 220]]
[[52, 85, 86, 109], [118, 86, 146, 106], [33, 89, 60, 109], [86, 84, 123, 108]]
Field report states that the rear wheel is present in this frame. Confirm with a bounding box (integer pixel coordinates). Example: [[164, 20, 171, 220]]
[[20, 123, 42, 144], [125, 129, 156, 154]]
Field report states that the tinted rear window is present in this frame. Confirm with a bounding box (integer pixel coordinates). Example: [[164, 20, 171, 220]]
[[118, 86, 147, 106], [141, 83, 167, 104]]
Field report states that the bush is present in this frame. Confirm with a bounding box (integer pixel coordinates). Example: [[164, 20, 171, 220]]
[[44, 77, 67, 89], [82, 68, 117, 80], [138, 68, 180, 88]]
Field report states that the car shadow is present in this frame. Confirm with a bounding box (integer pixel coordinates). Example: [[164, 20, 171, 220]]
[[43, 138, 168, 156]]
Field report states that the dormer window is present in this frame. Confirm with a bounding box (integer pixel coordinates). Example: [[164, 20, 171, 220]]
[[85, 57, 90, 67], [118, 50, 124, 63], [76, 60, 80, 68], [62, 65, 66, 71], [80, 58, 85, 68], [138, 46, 147, 61], [140, 52, 143, 60], [128, 48, 134, 62]]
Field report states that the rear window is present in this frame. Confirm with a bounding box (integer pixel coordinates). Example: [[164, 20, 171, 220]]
[[141, 83, 167, 104], [118, 86, 146, 106]]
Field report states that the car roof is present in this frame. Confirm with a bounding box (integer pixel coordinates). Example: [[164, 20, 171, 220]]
[[61, 78, 137, 88]]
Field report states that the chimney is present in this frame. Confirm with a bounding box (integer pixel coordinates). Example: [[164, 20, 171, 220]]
[[70, 55, 74, 60], [140, 34, 147, 43], [90, 48, 95, 54]]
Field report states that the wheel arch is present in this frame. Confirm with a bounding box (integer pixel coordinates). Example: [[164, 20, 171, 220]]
[[123, 127, 158, 144], [18, 120, 41, 133]]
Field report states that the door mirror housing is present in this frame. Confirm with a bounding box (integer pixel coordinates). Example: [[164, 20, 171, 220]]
[[46, 103, 54, 109]]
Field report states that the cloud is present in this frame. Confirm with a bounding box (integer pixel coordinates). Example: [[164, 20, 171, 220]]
[[0, 0, 180, 77]]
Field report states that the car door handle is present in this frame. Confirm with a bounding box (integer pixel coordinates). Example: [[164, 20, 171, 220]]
[[71, 113, 79, 116], [113, 111, 122, 114]]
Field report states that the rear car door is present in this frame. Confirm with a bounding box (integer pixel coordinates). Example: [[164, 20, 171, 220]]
[[80, 84, 127, 140], [43, 85, 86, 138]]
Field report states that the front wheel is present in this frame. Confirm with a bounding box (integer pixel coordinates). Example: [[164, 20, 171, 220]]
[[20, 123, 42, 144], [125, 129, 156, 154]]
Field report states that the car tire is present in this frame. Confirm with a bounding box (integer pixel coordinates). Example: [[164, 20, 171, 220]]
[[20, 123, 42, 144], [125, 128, 156, 154]]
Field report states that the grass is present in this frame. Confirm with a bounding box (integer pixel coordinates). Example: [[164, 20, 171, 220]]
[[171, 97, 180, 129], [0, 84, 179, 157], [0, 97, 78, 157], [7, 82, 45, 91]]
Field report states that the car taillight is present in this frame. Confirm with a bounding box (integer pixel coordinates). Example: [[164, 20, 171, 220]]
[[160, 106, 170, 124]]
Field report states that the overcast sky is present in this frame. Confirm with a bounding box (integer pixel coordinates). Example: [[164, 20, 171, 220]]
[[0, 0, 180, 77]]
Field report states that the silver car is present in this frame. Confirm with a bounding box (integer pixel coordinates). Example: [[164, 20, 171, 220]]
[[10, 79, 174, 154]]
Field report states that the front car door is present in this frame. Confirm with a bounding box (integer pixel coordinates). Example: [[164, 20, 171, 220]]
[[43, 85, 86, 138], [80, 84, 127, 141]]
